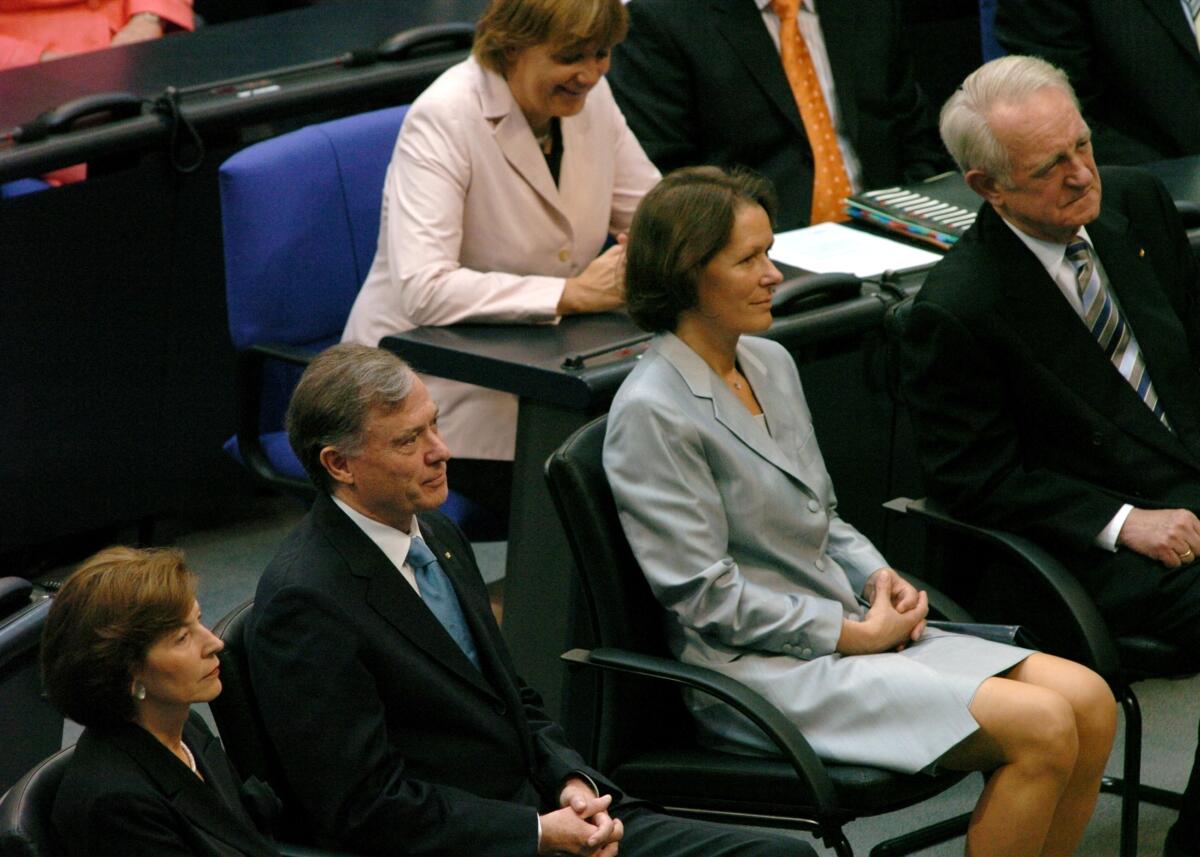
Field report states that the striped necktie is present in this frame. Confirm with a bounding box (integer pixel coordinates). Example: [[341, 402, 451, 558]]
[[771, 0, 852, 224], [1187, 0, 1200, 51], [1066, 239, 1170, 429]]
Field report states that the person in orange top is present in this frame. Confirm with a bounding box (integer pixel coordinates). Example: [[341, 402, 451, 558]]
[[0, 0, 194, 71]]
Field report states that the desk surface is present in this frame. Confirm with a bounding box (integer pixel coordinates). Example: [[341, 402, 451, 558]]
[[0, 0, 488, 179], [382, 287, 900, 411]]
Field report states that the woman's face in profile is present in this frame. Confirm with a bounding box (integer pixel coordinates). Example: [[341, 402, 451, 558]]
[[134, 600, 224, 709], [691, 203, 782, 336], [504, 40, 611, 131]]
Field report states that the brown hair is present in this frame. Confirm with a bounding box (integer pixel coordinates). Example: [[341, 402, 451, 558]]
[[287, 344, 416, 492], [625, 166, 778, 333], [41, 546, 196, 730], [473, 0, 628, 74]]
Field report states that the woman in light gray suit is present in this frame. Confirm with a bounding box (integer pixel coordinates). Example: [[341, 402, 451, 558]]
[[603, 167, 1117, 857]]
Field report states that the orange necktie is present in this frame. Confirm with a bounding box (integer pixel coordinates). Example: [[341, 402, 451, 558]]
[[771, 0, 852, 223]]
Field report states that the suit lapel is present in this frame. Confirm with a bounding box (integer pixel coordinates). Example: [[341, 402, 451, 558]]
[[315, 496, 502, 703], [1139, 0, 1200, 64], [108, 722, 273, 857], [476, 60, 570, 229], [658, 334, 814, 486], [417, 515, 537, 763], [980, 205, 1198, 468], [710, 0, 807, 139]]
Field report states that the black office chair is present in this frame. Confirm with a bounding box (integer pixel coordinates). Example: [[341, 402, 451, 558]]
[[545, 415, 983, 857], [0, 745, 72, 857], [0, 582, 60, 796], [881, 295, 1191, 857]]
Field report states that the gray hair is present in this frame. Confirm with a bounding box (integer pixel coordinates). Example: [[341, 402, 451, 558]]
[[286, 344, 415, 492], [940, 54, 1078, 185]]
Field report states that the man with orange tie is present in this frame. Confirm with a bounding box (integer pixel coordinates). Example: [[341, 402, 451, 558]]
[[608, 0, 949, 229]]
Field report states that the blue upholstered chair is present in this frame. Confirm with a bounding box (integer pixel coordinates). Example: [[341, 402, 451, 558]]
[[218, 106, 498, 537], [0, 179, 50, 199]]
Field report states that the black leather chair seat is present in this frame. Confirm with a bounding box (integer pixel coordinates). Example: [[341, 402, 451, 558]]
[[615, 749, 967, 818], [0, 745, 73, 857], [1117, 635, 1198, 679]]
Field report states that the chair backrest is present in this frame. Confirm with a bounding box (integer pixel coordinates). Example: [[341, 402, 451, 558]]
[[209, 600, 312, 843], [0, 745, 74, 857], [219, 104, 409, 353], [0, 595, 62, 797], [544, 416, 697, 771]]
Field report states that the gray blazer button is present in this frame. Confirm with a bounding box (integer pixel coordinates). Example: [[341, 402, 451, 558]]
[[801, 647, 813, 658], [807, 499, 820, 512]]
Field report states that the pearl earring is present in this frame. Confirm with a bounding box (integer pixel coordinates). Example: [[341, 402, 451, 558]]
[[134, 683, 146, 701]]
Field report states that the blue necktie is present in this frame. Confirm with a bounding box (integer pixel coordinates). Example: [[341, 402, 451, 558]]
[[406, 538, 481, 669]]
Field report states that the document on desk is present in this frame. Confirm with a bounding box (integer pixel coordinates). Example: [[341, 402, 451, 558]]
[[770, 222, 942, 277]]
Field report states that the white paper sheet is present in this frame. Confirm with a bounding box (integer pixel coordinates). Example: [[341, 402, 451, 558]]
[[770, 222, 942, 277]]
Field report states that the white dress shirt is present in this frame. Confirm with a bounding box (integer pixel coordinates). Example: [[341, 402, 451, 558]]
[[331, 496, 424, 591]]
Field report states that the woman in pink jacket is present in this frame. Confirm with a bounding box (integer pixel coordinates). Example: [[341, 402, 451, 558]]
[[0, 0, 193, 70]]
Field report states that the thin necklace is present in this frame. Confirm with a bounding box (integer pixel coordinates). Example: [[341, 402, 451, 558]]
[[180, 740, 198, 774]]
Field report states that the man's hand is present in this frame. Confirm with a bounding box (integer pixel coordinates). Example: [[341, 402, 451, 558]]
[[539, 783, 623, 856], [1119, 508, 1200, 568], [837, 569, 928, 655], [111, 13, 164, 47]]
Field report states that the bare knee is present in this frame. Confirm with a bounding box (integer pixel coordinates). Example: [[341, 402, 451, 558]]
[[1013, 693, 1079, 781], [1072, 669, 1118, 751]]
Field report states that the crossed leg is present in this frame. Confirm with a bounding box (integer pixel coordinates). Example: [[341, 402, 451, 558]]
[[938, 652, 1116, 857]]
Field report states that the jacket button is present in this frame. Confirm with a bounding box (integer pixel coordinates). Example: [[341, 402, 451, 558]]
[[801, 647, 813, 658], [807, 499, 820, 512], [1091, 432, 1103, 446]]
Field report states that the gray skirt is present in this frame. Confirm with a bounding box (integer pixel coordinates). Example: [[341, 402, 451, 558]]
[[687, 628, 1033, 774]]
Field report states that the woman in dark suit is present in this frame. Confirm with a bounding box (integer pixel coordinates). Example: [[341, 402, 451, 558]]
[[603, 166, 1118, 857], [42, 546, 280, 857]]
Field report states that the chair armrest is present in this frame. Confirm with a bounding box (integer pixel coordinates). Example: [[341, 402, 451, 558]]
[[234, 344, 318, 494], [884, 497, 1121, 676], [276, 844, 362, 857], [0, 598, 51, 673], [561, 647, 837, 811]]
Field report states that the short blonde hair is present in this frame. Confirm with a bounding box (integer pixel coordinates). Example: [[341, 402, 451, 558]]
[[473, 0, 628, 75]]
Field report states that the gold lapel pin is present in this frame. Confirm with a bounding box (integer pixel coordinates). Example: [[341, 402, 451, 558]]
[[1138, 248, 1146, 258], [444, 551, 453, 560]]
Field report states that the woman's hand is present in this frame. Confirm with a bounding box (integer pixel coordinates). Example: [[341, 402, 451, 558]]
[[111, 13, 164, 47], [836, 569, 928, 655], [557, 236, 627, 315]]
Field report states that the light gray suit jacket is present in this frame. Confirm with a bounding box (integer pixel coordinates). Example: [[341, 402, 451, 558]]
[[604, 333, 1026, 771], [605, 333, 883, 667]]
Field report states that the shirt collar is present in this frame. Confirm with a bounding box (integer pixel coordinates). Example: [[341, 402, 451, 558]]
[[331, 495, 423, 571], [1002, 217, 1095, 274]]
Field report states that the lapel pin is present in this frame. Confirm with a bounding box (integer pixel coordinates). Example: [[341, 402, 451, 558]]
[[1138, 248, 1146, 258], [444, 551, 453, 560]]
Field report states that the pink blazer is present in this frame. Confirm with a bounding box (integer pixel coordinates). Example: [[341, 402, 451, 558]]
[[0, 0, 193, 70]]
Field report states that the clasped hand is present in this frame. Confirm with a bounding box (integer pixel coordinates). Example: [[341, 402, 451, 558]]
[[538, 777, 624, 856], [837, 568, 928, 655]]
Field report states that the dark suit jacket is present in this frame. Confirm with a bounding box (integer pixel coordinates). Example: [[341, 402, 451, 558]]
[[52, 711, 279, 857], [996, 0, 1200, 164], [901, 167, 1200, 567], [608, 0, 949, 230], [246, 496, 616, 856]]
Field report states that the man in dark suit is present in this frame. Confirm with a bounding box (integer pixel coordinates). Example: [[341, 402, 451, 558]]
[[900, 55, 1200, 855], [245, 343, 808, 856], [607, 0, 949, 230], [995, 0, 1200, 164]]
